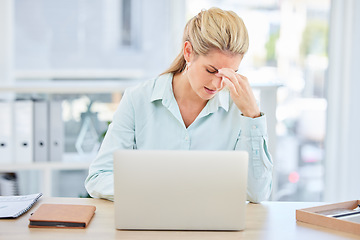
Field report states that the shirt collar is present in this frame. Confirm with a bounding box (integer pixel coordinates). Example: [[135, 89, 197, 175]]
[[150, 73, 230, 112], [150, 73, 173, 103]]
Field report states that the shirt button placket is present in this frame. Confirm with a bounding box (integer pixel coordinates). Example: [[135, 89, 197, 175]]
[[184, 132, 190, 149]]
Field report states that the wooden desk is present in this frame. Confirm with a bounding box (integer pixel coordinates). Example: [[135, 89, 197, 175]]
[[1, 198, 359, 240]]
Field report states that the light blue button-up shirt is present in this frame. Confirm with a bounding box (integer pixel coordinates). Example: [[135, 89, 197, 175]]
[[85, 73, 273, 203]]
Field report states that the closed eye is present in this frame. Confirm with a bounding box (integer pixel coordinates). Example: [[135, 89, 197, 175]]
[[206, 69, 217, 74]]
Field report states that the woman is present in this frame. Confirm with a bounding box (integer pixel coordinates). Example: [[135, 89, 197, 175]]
[[85, 7, 273, 203]]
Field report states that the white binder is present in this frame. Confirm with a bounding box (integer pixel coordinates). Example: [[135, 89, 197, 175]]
[[0, 101, 13, 164], [14, 100, 34, 164], [49, 100, 64, 162], [33, 100, 48, 162]]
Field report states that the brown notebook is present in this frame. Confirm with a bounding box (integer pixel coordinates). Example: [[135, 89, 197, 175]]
[[28, 203, 96, 228]]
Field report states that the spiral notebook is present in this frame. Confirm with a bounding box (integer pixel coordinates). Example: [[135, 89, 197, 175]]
[[0, 193, 42, 219]]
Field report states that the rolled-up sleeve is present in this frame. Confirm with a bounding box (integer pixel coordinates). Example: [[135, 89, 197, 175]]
[[235, 113, 273, 203], [85, 90, 135, 201]]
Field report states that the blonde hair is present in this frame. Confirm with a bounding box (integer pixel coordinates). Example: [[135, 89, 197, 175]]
[[162, 7, 249, 75]]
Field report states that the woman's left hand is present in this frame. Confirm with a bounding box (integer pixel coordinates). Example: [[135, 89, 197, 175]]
[[216, 68, 261, 118]]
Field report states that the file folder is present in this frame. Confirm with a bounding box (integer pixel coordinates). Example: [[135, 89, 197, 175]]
[[0, 101, 13, 164], [33, 100, 48, 162], [49, 100, 64, 162], [14, 100, 34, 164], [29, 203, 96, 228]]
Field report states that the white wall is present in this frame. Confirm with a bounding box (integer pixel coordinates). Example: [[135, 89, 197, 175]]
[[0, 0, 14, 85], [324, 0, 360, 201], [13, 0, 185, 79]]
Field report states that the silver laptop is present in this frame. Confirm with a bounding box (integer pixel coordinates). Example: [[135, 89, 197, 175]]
[[113, 150, 248, 231]]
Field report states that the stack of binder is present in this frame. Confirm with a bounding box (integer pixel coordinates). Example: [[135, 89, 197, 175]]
[[0, 99, 64, 164], [0, 173, 19, 196], [0, 101, 13, 164]]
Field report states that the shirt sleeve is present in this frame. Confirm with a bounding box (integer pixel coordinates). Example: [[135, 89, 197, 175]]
[[235, 112, 273, 203], [84, 90, 136, 201]]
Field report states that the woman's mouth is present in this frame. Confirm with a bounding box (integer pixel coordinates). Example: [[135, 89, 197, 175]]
[[204, 86, 217, 95]]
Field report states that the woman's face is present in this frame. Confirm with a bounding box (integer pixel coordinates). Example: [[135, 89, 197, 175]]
[[185, 44, 243, 101]]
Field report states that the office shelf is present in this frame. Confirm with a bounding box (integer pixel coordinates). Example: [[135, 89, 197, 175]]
[[0, 161, 90, 172], [0, 79, 142, 94], [15, 69, 144, 80], [0, 73, 141, 197], [0, 153, 94, 197]]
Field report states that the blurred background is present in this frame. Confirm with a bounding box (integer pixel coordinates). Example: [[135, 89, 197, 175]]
[[0, 0, 359, 201]]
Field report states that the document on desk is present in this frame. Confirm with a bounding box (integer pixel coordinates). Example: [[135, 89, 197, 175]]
[[0, 193, 42, 218]]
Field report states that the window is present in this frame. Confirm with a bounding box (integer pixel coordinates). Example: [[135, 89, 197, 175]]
[[15, 0, 142, 70], [121, 0, 132, 46], [186, 0, 330, 201]]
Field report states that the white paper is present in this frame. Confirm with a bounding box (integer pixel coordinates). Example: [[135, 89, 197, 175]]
[[338, 213, 360, 223], [0, 193, 42, 218]]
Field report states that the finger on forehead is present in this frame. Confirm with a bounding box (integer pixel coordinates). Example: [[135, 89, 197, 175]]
[[218, 68, 236, 76], [223, 75, 242, 96], [218, 69, 244, 93], [219, 69, 239, 84]]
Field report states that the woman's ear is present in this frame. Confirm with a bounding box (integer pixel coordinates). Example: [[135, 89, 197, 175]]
[[183, 41, 193, 62]]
